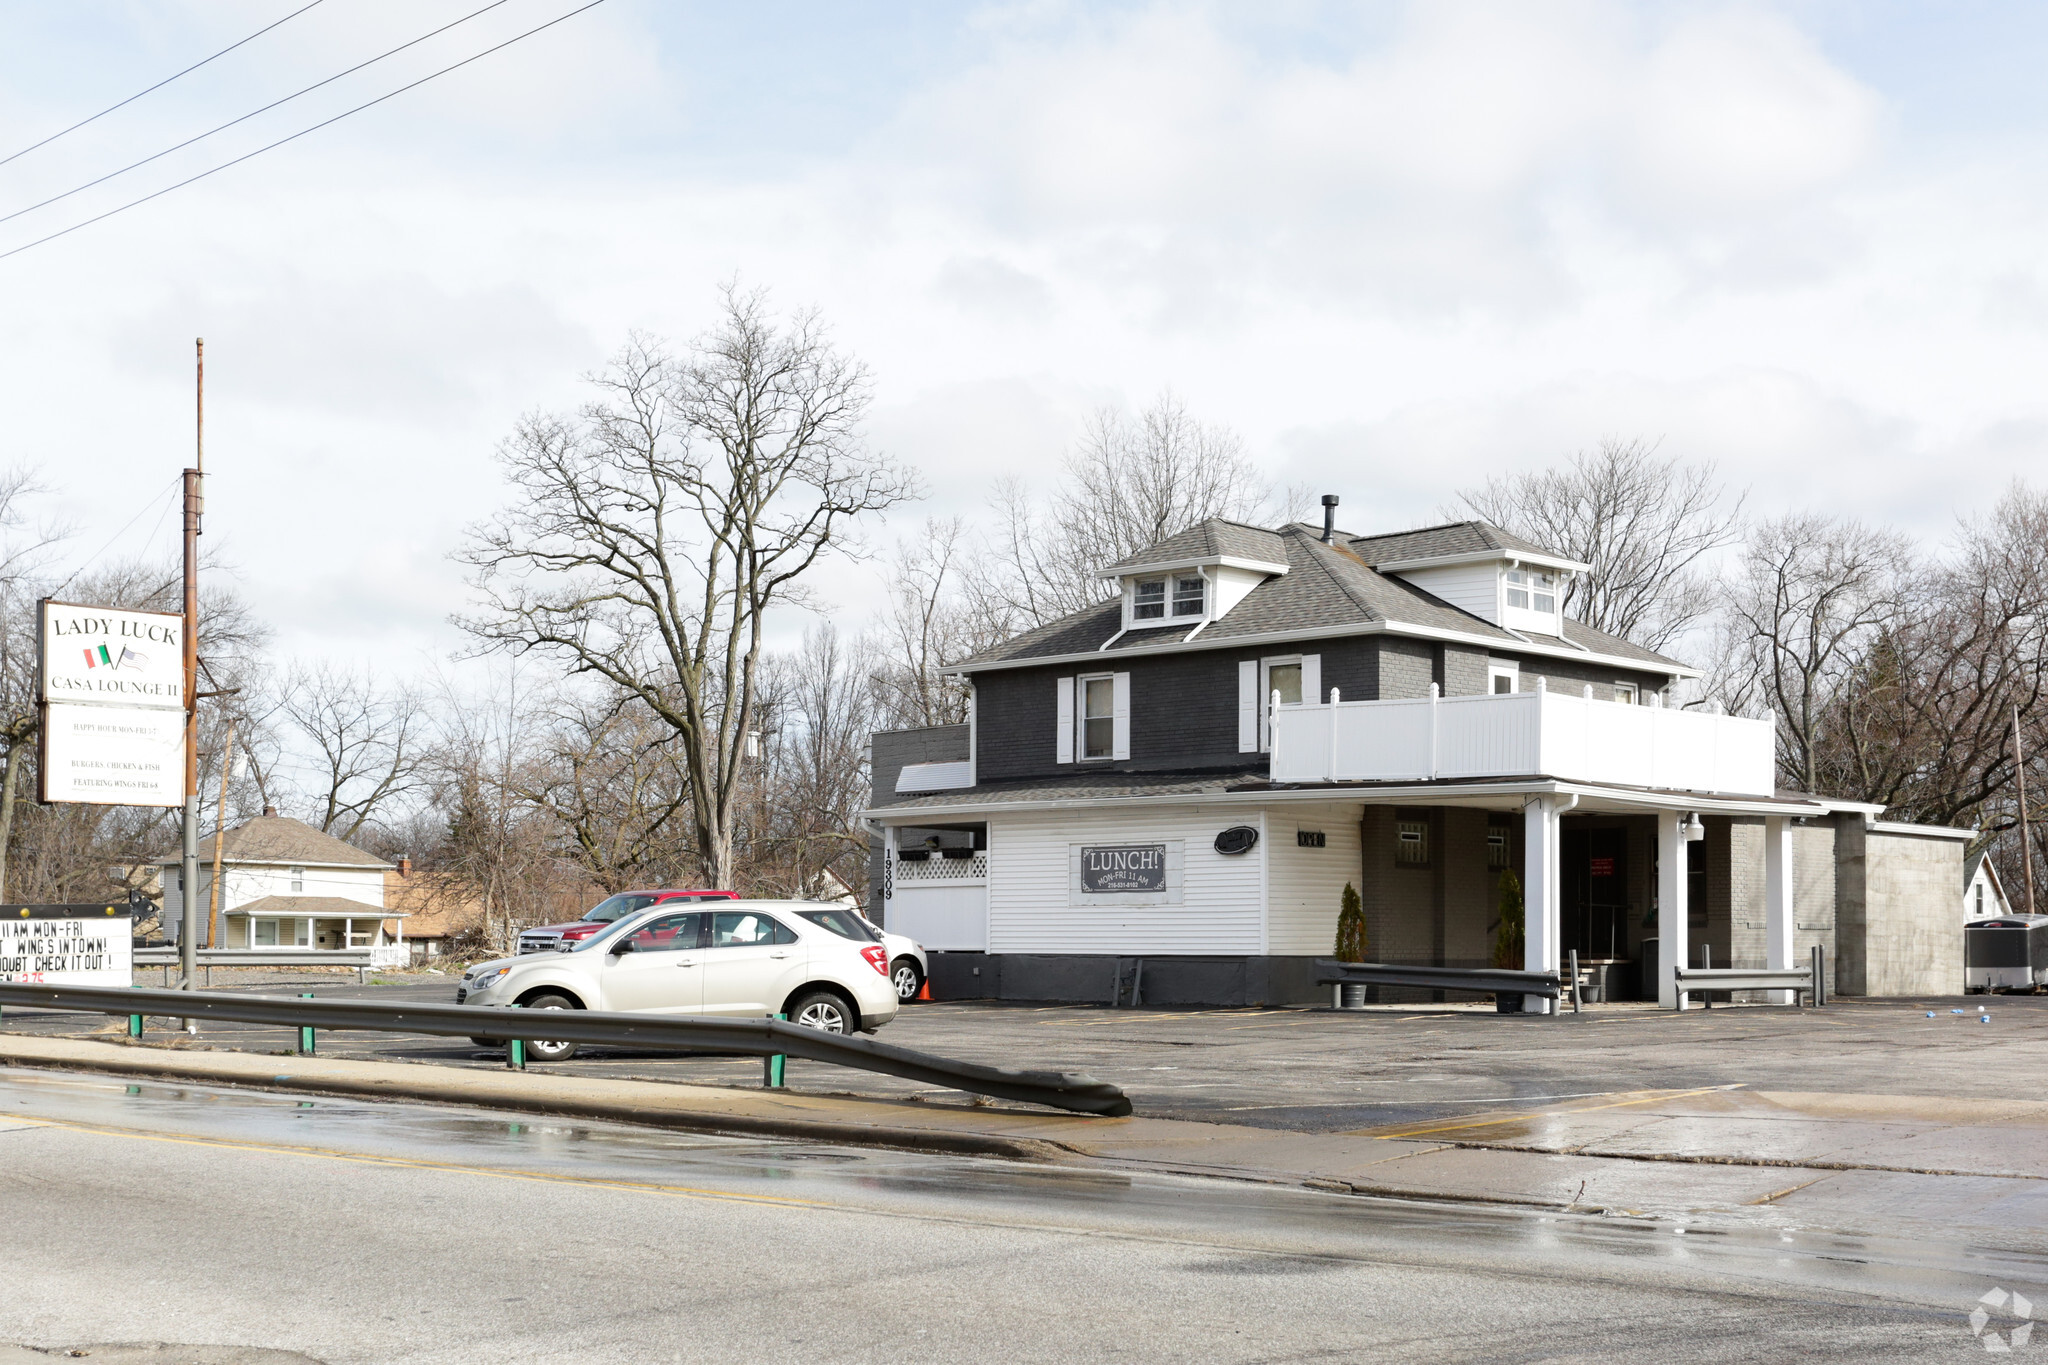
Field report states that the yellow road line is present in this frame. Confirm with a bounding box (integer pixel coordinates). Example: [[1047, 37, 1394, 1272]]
[[16, 1115, 840, 1212]]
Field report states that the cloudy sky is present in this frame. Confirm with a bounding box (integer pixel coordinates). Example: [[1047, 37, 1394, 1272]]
[[3, 0, 2045, 673]]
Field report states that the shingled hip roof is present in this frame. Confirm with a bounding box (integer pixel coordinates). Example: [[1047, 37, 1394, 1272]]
[[1096, 519, 1289, 575], [155, 813, 393, 870]]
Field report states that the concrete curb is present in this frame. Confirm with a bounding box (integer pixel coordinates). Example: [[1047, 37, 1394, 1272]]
[[0, 1035, 1080, 1163]]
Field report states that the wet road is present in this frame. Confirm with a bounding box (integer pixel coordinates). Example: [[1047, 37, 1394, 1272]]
[[23, 976, 2048, 1132], [1, 1067, 2041, 1362]]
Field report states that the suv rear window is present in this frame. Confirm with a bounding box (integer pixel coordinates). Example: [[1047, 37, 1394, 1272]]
[[797, 909, 881, 943], [584, 893, 662, 923]]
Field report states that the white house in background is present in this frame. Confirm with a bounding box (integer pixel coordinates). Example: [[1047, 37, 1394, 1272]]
[[1965, 851, 2016, 922], [157, 808, 406, 966]]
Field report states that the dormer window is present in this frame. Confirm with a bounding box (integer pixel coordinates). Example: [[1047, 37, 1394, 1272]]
[[1133, 580, 1165, 620], [1505, 569, 1557, 614], [1172, 576, 1205, 617]]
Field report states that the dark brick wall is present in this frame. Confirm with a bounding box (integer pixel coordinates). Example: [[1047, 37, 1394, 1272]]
[[1441, 644, 1489, 697], [869, 724, 972, 808], [1494, 650, 1669, 703], [968, 637, 1672, 781]]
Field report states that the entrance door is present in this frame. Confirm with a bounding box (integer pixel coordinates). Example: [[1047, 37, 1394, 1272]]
[[1562, 828, 1628, 962]]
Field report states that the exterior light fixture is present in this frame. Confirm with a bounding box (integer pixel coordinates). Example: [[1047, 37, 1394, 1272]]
[[1683, 813, 1705, 842]]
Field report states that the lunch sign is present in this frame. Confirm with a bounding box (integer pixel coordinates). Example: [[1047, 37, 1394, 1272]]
[[37, 600, 186, 808]]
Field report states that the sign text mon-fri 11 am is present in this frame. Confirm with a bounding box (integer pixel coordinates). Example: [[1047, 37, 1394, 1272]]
[[38, 600, 185, 808]]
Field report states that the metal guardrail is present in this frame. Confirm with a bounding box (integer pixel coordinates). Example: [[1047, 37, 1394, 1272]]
[[1674, 944, 1825, 1008], [0, 982, 1133, 1118], [133, 948, 379, 985], [134, 949, 376, 968], [1314, 960, 1562, 1000]]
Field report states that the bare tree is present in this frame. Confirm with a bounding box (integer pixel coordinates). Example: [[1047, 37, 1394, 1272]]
[[972, 392, 1271, 627], [873, 517, 1014, 727], [746, 624, 880, 899], [275, 664, 429, 840], [513, 686, 696, 893], [1712, 513, 1917, 795], [457, 286, 917, 888], [1453, 438, 1743, 652]]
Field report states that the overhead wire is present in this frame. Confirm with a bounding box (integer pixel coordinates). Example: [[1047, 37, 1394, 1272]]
[[0, 0, 517, 228], [0, 0, 328, 169], [48, 472, 183, 598], [0, 0, 610, 265]]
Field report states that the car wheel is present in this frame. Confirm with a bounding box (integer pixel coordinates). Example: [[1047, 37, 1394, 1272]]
[[518, 993, 580, 1061], [787, 989, 855, 1035], [891, 958, 924, 1003]]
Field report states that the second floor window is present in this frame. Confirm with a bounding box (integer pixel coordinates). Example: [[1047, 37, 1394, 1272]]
[[1506, 568, 1558, 613], [1081, 675, 1116, 759], [1172, 576, 1205, 616], [1133, 580, 1165, 619], [289, 866, 304, 893]]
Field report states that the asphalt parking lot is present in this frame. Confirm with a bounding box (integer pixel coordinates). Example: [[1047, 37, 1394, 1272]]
[[8, 969, 2047, 1131]]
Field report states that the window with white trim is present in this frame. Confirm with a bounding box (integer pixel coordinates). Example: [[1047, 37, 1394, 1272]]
[[1488, 660, 1519, 694], [1079, 674, 1116, 760], [1172, 575, 1205, 617], [289, 865, 305, 893], [1612, 681, 1638, 705], [1132, 579, 1165, 620]]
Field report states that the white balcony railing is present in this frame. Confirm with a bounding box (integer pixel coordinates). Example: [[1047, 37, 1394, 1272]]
[[1268, 686, 1776, 797]]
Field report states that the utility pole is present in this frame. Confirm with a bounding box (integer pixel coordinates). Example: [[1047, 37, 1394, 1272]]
[[180, 338, 204, 989], [2019, 705, 2037, 917]]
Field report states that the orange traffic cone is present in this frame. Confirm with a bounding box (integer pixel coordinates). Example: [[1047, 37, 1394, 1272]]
[[916, 978, 931, 1002]]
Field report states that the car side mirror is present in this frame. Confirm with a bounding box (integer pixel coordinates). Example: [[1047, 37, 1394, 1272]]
[[610, 939, 636, 955]]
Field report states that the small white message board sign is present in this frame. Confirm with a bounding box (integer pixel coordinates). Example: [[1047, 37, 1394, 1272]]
[[0, 905, 135, 986]]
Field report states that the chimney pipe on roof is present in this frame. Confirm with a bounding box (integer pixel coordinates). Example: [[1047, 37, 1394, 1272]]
[[1320, 494, 1339, 544]]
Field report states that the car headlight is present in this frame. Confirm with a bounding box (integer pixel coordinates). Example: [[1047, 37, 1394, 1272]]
[[470, 967, 511, 993]]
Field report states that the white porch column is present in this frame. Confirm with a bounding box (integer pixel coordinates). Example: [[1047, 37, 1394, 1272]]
[[1764, 815, 1795, 1004], [881, 824, 898, 929], [1657, 811, 1691, 1009], [1523, 797, 1560, 1014]]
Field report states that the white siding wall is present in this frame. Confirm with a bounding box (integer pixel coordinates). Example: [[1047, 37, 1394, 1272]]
[[1265, 803, 1364, 956], [163, 864, 386, 920], [1393, 564, 1500, 623], [986, 804, 1268, 954], [1211, 565, 1270, 622]]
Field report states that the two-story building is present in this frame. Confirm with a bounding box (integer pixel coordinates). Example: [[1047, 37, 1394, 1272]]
[[158, 808, 409, 967], [866, 503, 1971, 1008]]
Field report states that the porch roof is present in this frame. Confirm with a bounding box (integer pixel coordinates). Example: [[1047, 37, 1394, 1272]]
[[228, 895, 404, 919], [865, 770, 1841, 821]]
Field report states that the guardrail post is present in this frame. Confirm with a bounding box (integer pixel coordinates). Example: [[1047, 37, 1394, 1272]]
[[763, 1013, 786, 1088], [1812, 943, 1826, 1007], [128, 1013, 143, 1039], [297, 993, 315, 1055], [1568, 949, 1580, 1014], [506, 1003, 526, 1071]]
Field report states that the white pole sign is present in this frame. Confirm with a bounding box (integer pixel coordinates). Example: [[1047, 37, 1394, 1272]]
[[41, 705, 186, 805], [38, 600, 187, 808], [0, 906, 135, 986], [40, 601, 185, 707]]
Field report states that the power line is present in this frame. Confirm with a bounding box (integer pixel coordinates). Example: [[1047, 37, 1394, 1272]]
[[49, 473, 183, 597], [0, 0, 609, 266], [1, 0, 517, 229], [0, 1, 328, 170]]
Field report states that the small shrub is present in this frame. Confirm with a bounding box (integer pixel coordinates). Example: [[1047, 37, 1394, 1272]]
[[1493, 869, 1524, 971], [1334, 882, 1367, 963]]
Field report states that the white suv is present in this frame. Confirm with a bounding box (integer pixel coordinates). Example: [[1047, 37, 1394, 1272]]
[[456, 901, 900, 1060]]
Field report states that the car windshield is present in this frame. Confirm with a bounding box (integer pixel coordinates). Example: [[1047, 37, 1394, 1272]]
[[797, 909, 880, 943], [584, 893, 661, 924]]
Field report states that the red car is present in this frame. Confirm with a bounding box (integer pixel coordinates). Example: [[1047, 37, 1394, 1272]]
[[517, 889, 739, 954]]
